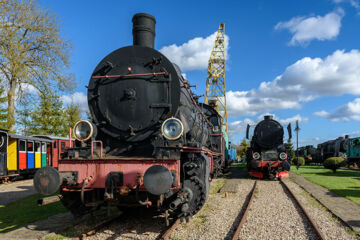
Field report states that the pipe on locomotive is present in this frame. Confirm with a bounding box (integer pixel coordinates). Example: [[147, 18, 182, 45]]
[[132, 13, 156, 49]]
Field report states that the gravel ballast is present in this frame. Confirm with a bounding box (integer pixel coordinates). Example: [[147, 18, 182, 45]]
[[239, 180, 318, 240], [170, 178, 254, 240], [285, 180, 357, 240], [80, 177, 359, 240]]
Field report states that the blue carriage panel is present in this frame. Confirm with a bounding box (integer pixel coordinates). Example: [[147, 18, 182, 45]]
[[27, 141, 35, 169]]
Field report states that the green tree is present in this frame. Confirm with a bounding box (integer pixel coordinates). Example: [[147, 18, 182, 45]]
[[0, 0, 74, 131], [16, 93, 35, 135], [324, 157, 346, 173], [238, 139, 249, 158], [0, 85, 7, 129], [63, 101, 81, 136], [286, 138, 296, 163], [30, 92, 65, 136]]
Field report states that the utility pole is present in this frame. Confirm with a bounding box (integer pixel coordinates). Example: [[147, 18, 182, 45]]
[[295, 120, 300, 170]]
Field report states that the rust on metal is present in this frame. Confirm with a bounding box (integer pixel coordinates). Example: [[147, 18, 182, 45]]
[[232, 180, 257, 240], [280, 179, 326, 240], [75, 214, 122, 240], [159, 218, 180, 240]]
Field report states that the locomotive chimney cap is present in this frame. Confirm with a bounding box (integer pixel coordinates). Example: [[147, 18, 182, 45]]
[[264, 115, 273, 120], [132, 13, 156, 23], [132, 13, 156, 49]]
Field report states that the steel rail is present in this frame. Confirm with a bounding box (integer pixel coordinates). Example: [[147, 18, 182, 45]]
[[158, 218, 180, 240], [73, 214, 123, 240], [232, 180, 258, 240], [280, 178, 326, 240]]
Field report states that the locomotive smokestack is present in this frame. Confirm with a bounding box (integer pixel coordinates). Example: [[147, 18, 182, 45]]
[[264, 115, 273, 120], [132, 13, 156, 49]]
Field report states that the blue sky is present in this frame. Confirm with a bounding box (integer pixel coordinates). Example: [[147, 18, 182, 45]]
[[41, 0, 360, 146]]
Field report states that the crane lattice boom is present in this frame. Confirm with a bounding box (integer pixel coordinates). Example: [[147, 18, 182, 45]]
[[204, 23, 227, 133]]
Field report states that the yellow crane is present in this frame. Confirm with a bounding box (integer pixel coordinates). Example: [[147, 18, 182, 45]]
[[204, 23, 228, 133]]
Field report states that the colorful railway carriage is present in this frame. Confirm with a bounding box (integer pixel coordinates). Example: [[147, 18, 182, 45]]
[[0, 131, 52, 180], [31, 135, 74, 168]]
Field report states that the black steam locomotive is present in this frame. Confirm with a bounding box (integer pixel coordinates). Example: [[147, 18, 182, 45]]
[[298, 136, 349, 164], [317, 136, 349, 162], [246, 116, 291, 179], [34, 13, 225, 222]]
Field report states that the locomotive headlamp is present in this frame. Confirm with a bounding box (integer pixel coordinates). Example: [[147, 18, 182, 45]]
[[279, 152, 287, 160], [253, 152, 261, 160], [73, 120, 93, 142], [161, 117, 184, 140]]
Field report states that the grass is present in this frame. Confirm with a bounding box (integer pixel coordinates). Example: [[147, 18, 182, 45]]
[[237, 163, 247, 170], [210, 178, 226, 194], [0, 193, 67, 232], [291, 165, 360, 205]]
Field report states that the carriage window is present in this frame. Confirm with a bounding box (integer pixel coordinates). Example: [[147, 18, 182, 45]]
[[35, 142, 41, 152], [53, 141, 57, 148], [27, 141, 34, 152], [41, 143, 46, 152], [19, 140, 26, 151], [61, 142, 65, 151]]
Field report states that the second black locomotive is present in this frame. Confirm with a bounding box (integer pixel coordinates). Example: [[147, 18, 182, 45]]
[[246, 115, 291, 179]]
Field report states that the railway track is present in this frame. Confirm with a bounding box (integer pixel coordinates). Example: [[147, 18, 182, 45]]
[[231, 179, 326, 240], [73, 211, 181, 240]]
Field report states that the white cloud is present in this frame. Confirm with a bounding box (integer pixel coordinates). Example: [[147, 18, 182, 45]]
[[314, 98, 360, 122], [343, 130, 360, 137], [227, 49, 360, 117], [159, 32, 229, 71], [299, 137, 322, 146], [334, 0, 360, 14], [227, 90, 301, 117], [61, 92, 88, 114], [256, 113, 308, 125], [275, 9, 344, 46], [228, 118, 255, 135], [228, 113, 308, 138]]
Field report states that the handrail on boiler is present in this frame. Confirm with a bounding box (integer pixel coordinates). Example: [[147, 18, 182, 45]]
[[91, 140, 103, 158]]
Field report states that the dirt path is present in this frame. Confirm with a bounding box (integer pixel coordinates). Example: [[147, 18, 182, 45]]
[[0, 180, 36, 205]]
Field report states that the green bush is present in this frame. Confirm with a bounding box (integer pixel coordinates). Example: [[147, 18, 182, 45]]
[[293, 157, 305, 166], [323, 157, 346, 173]]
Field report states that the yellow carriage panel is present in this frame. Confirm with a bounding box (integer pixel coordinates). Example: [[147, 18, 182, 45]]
[[35, 152, 41, 168], [8, 139, 17, 170]]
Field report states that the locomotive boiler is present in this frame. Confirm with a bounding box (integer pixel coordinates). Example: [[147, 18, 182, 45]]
[[245, 115, 291, 179], [317, 135, 349, 162], [33, 13, 225, 221]]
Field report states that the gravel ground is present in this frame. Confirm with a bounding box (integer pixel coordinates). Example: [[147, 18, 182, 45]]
[[85, 208, 168, 240], [85, 178, 254, 240], [285, 180, 358, 240], [0, 179, 36, 205], [239, 180, 318, 240], [170, 178, 254, 240], [78, 177, 359, 240]]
